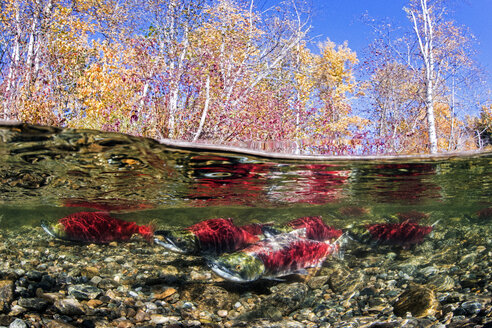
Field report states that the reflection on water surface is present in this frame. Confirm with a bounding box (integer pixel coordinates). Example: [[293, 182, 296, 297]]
[[0, 123, 491, 327], [1, 122, 491, 228]]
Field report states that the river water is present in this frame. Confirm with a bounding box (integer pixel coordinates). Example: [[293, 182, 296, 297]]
[[0, 122, 491, 327], [1, 123, 491, 229]]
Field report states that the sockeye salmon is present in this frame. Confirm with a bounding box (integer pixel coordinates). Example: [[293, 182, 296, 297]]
[[41, 211, 153, 243], [154, 218, 263, 255], [208, 230, 342, 282], [365, 220, 436, 248], [263, 216, 342, 241]]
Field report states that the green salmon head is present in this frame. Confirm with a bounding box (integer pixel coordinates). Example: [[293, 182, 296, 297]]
[[41, 221, 67, 239], [154, 230, 198, 254], [208, 252, 265, 282]]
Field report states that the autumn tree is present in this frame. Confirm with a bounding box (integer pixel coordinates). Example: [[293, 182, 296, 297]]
[[469, 104, 492, 149], [362, 0, 480, 154], [0, 0, 372, 155]]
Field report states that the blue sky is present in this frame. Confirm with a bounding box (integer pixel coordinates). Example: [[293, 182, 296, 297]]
[[309, 0, 491, 77], [259, 0, 491, 96]]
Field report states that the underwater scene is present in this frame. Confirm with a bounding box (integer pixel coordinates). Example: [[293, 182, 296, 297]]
[[0, 122, 491, 328]]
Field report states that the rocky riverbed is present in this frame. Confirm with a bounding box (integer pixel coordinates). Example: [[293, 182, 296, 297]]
[[0, 220, 491, 328]]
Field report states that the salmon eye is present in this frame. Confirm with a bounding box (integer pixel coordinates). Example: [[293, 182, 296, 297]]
[[235, 264, 242, 270], [176, 238, 182, 242]]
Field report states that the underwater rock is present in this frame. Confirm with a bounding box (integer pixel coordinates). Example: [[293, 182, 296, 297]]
[[427, 274, 455, 292], [306, 275, 330, 290], [247, 283, 309, 320], [68, 284, 102, 300], [325, 265, 365, 295], [0, 280, 14, 312], [8, 318, 28, 328], [180, 284, 238, 312], [17, 298, 50, 312], [54, 298, 85, 316], [393, 285, 440, 318], [457, 300, 482, 315]]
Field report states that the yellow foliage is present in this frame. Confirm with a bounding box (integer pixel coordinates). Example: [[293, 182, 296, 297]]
[[70, 41, 144, 132]]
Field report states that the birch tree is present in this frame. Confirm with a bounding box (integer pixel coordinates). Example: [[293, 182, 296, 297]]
[[405, 0, 439, 153], [363, 0, 479, 153]]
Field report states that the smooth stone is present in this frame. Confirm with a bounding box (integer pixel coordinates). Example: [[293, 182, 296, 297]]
[[153, 287, 177, 300], [0, 281, 14, 303], [8, 319, 27, 328], [150, 315, 179, 324], [307, 276, 330, 289], [393, 285, 439, 318], [17, 298, 49, 311], [327, 266, 364, 294], [460, 301, 482, 315], [427, 275, 455, 292], [420, 266, 439, 277], [97, 278, 118, 289], [54, 298, 85, 316], [217, 310, 228, 317], [81, 266, 99, 278], [8, 305, 26, 316], [89, 276, 102, 286], [68, 284, 102, 300], [0, 281, 14, 312], [86, 299, 103, 308]]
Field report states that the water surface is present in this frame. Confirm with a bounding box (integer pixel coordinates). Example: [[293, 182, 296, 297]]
[[1, 122, 491, 230]]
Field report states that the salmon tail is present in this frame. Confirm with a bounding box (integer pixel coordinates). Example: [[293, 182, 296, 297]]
[[138, 220, 155, 243], [330, 232, 351, 260]]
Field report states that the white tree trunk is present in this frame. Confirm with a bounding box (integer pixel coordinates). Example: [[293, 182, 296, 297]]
[[410, 0, 438, 153], [4, 0, 23, 115], [193, 75, 211, 142]]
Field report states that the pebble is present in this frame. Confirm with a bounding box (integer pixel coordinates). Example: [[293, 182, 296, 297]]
[[17, 298, 49, 311], [54, 298, 85, 315], [393, 285, 439, 318], [153, 287, 176, 300], [8, 318, 27, 328], [459, 301, 482, 315], [68, 284, 102, 300], [0, 222, 489, 328], [0, 281, 14, 303]]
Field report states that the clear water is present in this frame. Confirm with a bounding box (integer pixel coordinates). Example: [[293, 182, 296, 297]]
[[1, 123, 491, 230]]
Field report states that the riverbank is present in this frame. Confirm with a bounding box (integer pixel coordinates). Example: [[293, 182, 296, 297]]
[[0, 221, 490, 328]]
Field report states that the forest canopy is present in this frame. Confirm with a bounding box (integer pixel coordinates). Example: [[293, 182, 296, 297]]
[[0, 0, 490, 155]]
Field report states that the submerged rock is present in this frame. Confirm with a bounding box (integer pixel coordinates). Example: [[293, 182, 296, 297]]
[[244, 283, 309, 321], [427, 274, 455, 292], [0, 280, 14, 312], [54, 298, 85, 316], [393, 285, 440, 318], [68, 284, 102, 300]]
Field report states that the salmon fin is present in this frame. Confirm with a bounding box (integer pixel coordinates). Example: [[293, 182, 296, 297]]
[[264, 276, 286, 282], [261, 226, 281, 238], [329, 232, 350, 260], [293, 269, 309, 275], [138, 220, 155, 242]]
